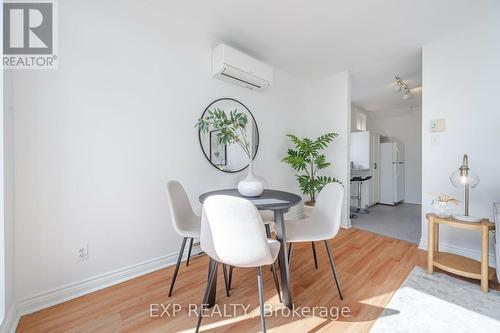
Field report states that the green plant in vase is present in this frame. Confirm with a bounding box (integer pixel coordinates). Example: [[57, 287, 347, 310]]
[[196, 108, 252, 160], [282, 133, 340, 206], [196, 108, 264, 196]]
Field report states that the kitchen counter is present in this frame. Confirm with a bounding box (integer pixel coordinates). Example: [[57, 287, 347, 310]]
[[351, 168, 371, 177]]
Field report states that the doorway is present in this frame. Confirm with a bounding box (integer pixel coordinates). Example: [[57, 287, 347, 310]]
[[349, 62, 422, 244]]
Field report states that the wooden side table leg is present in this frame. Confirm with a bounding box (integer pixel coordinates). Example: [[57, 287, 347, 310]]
[[481, 225, 489, 292], [434, 222, 439, 252], [427, 218, 434, 274]]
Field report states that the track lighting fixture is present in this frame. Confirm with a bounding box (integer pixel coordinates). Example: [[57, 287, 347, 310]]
[[393, 75, 412, 100]]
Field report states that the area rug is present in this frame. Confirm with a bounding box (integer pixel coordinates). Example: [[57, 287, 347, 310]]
[[370, 266, 500, 333]]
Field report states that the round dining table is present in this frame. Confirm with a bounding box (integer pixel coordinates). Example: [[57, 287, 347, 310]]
[[199, 189, 302, 309]]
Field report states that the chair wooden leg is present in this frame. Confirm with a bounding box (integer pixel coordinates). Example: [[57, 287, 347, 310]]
[[195, 259, 218, 333], [311, 242, 318, 269], [257, 267, 267, 333], [324, 240, 343, 300], [271, 262, 282, 303], [222, 264, 230, 297], [168, 237, 187, 297], [186, 237, 194, 267]]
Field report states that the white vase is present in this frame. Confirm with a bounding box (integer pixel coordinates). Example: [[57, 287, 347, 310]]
[[237, 159, 264, 197]]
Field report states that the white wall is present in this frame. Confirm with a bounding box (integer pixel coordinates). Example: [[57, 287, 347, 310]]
[[368, 107, 422, 204], [10, 0, 351, 305], [420, 21, 500, 263], [1, 73, 15, 333], [0, 39, 3, 331], [1, 0, 17, 326], [306, 71, 351, 227], [0, 40, 4, 327]]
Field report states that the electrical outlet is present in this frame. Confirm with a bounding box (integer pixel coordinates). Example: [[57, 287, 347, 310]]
[[77, 245, 89, 262]]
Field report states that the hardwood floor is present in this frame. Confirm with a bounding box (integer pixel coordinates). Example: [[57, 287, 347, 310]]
[[18, 227, 490, 333]]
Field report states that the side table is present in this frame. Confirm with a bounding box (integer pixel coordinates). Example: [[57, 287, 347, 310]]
[[426, 213, 495, 292]]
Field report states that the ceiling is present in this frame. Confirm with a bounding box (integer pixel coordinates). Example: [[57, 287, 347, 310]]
[[165, 0, 500, 112], [351, 51, 423, 112]]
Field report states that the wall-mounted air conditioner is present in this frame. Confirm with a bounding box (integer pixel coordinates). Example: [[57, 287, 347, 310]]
[[212, 44, 273, 91]]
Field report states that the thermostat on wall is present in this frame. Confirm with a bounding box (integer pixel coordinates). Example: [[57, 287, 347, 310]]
[[430, 119, 446, 132]]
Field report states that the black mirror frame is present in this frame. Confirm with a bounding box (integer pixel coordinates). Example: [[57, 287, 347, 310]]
[[198, 98, 259, 173]]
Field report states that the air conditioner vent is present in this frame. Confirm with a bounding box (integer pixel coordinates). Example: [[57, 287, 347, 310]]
[[212, 44, 273, 91]]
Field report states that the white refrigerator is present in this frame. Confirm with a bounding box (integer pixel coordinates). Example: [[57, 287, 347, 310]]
[[379, 142, 405, 205]]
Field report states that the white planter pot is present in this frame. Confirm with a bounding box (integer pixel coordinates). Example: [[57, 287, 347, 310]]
[[304, 204, 314, 217], [237, 160, 264, 197]]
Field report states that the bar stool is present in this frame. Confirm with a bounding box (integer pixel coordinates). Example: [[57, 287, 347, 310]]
[[350, 176, 372, 218]]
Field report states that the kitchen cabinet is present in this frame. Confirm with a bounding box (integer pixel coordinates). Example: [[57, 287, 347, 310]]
[[350, 131, 380, 209], [350, 131, 370, 169]]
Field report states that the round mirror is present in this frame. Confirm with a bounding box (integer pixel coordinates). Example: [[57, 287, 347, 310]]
[[198, 98, 259, 173]]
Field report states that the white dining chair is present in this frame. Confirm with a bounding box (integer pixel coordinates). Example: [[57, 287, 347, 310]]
[[285, 182, 344, 300], [166, 181, 229, 297], [226, 211, 278, 293], [166, 181, 201, 297], [262, 207, 321, 270], [195, 195, 281, 333]]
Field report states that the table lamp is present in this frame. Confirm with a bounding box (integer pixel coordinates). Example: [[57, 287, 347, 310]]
[[449, 154, 481, 222]]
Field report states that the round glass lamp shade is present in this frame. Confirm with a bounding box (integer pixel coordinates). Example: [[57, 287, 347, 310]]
[[449, 171, 480, 188]]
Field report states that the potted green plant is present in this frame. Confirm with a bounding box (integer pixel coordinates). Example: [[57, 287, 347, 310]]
[[282, 133, 340, 208], [196, 108, 264, 196]]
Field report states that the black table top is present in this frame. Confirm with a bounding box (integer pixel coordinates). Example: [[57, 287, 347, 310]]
[[199, 189, 302, 210]]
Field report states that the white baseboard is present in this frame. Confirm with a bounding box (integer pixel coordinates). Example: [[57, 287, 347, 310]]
[[0, 303, 19, 333], [418, 239, 496, 268], [402, 200, 422, 205], [10, 244, 202, 331]]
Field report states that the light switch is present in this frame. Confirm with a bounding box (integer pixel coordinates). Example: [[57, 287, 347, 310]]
[[431, 134, 440, 146], [430, 119, 446, 132]]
